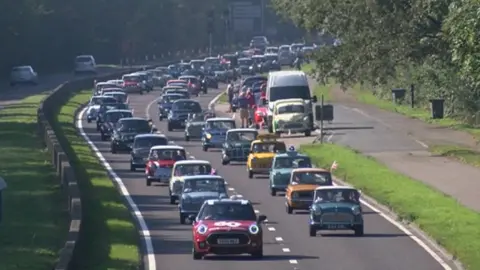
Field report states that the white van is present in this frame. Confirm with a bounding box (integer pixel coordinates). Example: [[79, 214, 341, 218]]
[[265, 70, 317, 133], [74, 55, 97, 74]]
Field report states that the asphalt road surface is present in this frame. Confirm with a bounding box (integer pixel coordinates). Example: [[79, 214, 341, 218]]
[[78, 83, 455, 270]]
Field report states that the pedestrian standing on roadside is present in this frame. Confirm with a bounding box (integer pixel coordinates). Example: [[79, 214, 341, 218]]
[[246, 89, 255, 127], [227, 83, 234, 112], [237, 92, 248, 128]]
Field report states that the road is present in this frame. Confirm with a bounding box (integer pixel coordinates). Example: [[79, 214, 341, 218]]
[[78, 83, 455, 270]]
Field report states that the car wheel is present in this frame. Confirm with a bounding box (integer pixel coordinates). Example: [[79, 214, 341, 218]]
[[101, 133, 106, 141], [354, 225, 364, 236], [170, 196, 176, 205], [167, 122, 173, 131], [250, 247, 263, 259], [96, 124, 100, 131], [185, 135, 190, 141], [309, 226, 317, 237], [268, 125, 273, 133], [248, 170, 253, 179], [140, 91, 144, 95], [232, 107, 236, 113], [111, 146, 117, 154], [192, 247, 203, 260], [159, 116, 163, 121], [270, 188, 276, 196], [305, 130, 311, 137], [202, 145, 208, 152], [286, 204, 293, 214], [87, 119, 91, 123], [180, 213, 186, 224], [221, 158, 229, 165], [130, 164, 135, 172]]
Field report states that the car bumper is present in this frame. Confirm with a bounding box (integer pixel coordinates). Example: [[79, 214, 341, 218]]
[[202, 140, 224, 148], [288, 200, 313, 209], [249, 167, 269, 174], [309, 222, 363, 230], [193, 241, 262, 255], [169, 120, 186, 128], [112, 141, 133, 151], [270, 184, 287, 190], [147, 175, 170, 183]]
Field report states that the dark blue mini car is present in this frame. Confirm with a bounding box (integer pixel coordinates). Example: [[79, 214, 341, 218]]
[[201, 117, 236, 151]]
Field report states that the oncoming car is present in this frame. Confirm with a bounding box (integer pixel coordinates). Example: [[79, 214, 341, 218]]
[[269, 148, 312, 196], [190, 199, 267, 259], [221, 128, 258, 165]]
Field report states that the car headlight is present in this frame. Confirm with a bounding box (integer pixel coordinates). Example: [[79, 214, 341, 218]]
[[313, 207, 322, 215], [352, 206, 361, 215], [197, 224, 208, 234], [248, 224, 260, 234], [249, 66, 253, 69], [303, 116, 309, 122], [206, 133, 212, 139]]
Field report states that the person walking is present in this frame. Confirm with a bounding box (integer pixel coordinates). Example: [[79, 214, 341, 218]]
[[237, 92, 249, 128], [227, 83, 234, 112], [246, 89, 255, 127]]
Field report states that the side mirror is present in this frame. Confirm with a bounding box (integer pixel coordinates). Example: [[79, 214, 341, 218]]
[[312, 95, 318, 103], [257, 214, 267, 223]]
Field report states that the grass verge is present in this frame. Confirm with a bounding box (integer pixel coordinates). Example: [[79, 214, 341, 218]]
[[0, 95, 68, 269], [51, 89, 140, 269], [300, 143, 480, 270], [350, 85, 480, 140], [430, 145, 480, 168]]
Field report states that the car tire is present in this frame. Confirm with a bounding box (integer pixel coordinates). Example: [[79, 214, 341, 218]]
[[248, 170, 253, 179], [305, 130, 311, 137], [170, 196, 176, 205], [167, 122, 173, 131], [250, 247, 263, 259], [111, 145, 117, 154], [159, 116, 163, 121], [202, 145, 208, 152], [270, 188, 276, 196], [180, 213, 186, 224], [192, 247, 203, 260], [146, 179, 152, 186], [130, 164, 135, 172], [185, 135, 190, 141], [286, 204, 293, 214], [101, 133, 106, 141], [87, 119, 91, 123], [309, 226, 317, 237], [354, 225, 364, 236]]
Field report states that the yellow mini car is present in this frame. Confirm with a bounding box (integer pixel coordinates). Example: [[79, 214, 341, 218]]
[[247, 134, 286, 178]]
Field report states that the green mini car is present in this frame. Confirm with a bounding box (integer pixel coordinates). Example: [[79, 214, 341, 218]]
[[309, 186, 364, 236], [269, 147, 312, 196]]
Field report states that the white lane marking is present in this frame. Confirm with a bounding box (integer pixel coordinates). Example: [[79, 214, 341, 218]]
[[267, 227, 276, 231], [326, 133, 333, 142], [275, 237, 283, 242], [289, 260, 298, 264], [228, 187, 235, 191], [145, 96, 158, 119], [282, 248, 290, 252], [235, 194, 243, 198], [414, 139, 428, 148], [254, 209, 260, 213], [77, 108, 156, 270], [331, 180, 452, 269], [232, 113, 236, 119]]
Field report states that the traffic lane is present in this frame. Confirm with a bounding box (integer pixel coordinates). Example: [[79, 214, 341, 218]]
[[324, 103, 425, 153], [81, 92, 293, 270], [147, 99, 447, 270]]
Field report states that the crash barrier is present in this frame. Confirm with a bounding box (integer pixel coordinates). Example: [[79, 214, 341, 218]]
[[36, 44, 243, 270]]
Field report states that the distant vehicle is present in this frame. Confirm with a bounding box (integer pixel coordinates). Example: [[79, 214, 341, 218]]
[[74, 55, 97, 74], [10, 65, 38, 86]]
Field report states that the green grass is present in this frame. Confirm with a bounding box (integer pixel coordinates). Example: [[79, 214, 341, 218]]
[[350, 85, 480, 140], [0, 95, 69, 269], [52, 90, 140, 269], [218, 91, 228, 103], [300, 143, 480, 270], [430, 145, 480, 167]]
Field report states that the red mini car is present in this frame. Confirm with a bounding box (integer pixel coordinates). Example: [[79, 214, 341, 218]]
[[190, 199, 267, 259], [145, 145, 186, 186], [253, 105, 268, 129]]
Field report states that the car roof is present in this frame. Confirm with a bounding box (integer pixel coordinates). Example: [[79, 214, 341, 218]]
[[173, 99, 199, 103], [104, 91, 126, 95], [174, 160, 210, 165], [239, 57, 252, 60], [179, 75, 196, 78], [205, 199, 250, 205], [135, 134, 166, 139], [150, 145, 184, 150], [274, 98, 305, 105], [275, 151, 308, 158], [119, 117, 146, 121], [292, 168, 329, 173], [227, 128, 257, 133], [206, 117, 234, 122], [106, 109, 131, 114], [164, 93, 183, 96], [315, 186, 357, 191], [182, 175, 223, 181]]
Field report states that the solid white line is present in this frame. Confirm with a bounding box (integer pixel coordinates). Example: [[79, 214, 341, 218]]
[[282, 248, 290, 252], [77, 107, 156, 270], [414, 139, 428, 148], [289, 260, 298, 264], [275, 237, 283, 242], [267, 227, 276, 231], [235, 194, 243, 198], [231, 113, 236, 120]]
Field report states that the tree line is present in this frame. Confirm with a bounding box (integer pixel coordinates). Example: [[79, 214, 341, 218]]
[[271, 0, 480, 120], [0, 0, 235, 75]]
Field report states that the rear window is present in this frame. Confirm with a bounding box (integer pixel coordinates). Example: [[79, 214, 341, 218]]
[[270, 86, 311, 102], [124, 76, 140, 82], [12, 67, 31, 72], [76, 56, 93, 62], [172, 101, 201, 112], [134, 137, 168, 148]]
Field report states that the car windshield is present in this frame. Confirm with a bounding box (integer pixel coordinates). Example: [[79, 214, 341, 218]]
[[292, 171, 332, 185], [174, 163, 212, 176], [227, 131, 257, 142], [76, 56, 92, 62], [274, 156, 311, 169], [183, 178, 226, 193], [211, 65, 226, 71], [105, 93, 127, 103], [239, 59, 253, 65], [172, 101, 201, 112], [279, 47, 290, 52], [134, 137, 168, 149], [169, 82, 187, 87], [163, 95, 182, 103], [105, 111, 132, 123], [314, 189, 360, 203], [90, 97, 103, 105], [117, 120, 150, 132], [270, 86, 311, 102], [277, 104, 304, 114], [243, 78, 266, 88], [149, 149, 186, 161], [252, 142, 285, 153], [207, 120, 235, 129], [198, 203, 257, 221]]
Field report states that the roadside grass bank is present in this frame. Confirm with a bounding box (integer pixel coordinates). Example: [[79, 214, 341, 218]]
[[0, 94, 68, 269], [350, 85, 480, 140], [52, 89, 140, 269], [430, 145, 480, 168], [300, 143, 480, 270]]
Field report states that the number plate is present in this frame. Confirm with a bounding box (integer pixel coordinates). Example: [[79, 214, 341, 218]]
[[217, 238, 239, 245], [326, 224, 347, 229]]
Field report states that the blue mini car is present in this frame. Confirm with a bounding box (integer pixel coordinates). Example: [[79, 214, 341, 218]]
[[201, 117, 236, 152], [269, 148, 312, 196]]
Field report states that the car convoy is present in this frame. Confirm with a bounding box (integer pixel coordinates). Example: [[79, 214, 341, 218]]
[[84, 38, 360, 260]]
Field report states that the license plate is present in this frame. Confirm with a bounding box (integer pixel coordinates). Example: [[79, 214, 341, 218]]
[[217, 238, 239, 245], [326, 224, 347, 229]]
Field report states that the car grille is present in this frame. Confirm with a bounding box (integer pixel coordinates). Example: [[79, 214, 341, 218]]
[[253, 161, 271, 168], [320, 213, 353, 223], [206, 232, 250, 246], [230, 147, 249, 158], [296, 191, 314, 199], [176, 114, 188, 121]]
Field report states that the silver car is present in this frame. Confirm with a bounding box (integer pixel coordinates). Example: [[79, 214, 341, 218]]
[[10, 65, 38, 86]]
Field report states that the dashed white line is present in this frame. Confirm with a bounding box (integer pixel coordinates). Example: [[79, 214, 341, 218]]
[[275, 237, 283, 242], [289, 260, 298, 264], [267, 227, 276, 231], [282, 248, 291, 252], [235, 194, 243, 198], [228, 187, 235, 191], [254, 209, 260, 213]]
